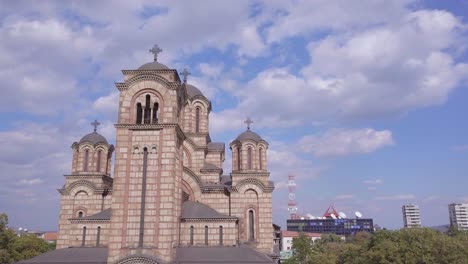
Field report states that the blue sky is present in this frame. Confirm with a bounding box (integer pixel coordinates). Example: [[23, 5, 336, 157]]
[[0, 0, 467, 231]]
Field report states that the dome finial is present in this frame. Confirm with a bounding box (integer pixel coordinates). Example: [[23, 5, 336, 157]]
[[181, 68, 191, 84], [91, 120, 101, 132], [244, 117, 253, 130], [149, 44, 163, 62]]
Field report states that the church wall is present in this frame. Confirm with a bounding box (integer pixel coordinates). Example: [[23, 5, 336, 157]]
[[180, 221, 237, 247], [205, 152, 223, 168], [230, 184, 274, 254], [67, 222, 110, 248], [197, 192, 230, 216]]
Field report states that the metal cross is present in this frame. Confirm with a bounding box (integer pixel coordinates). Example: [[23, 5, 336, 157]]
[[244, 117, 253, 130], [91, 120, 101, 132], [149, 44, 163, 62], [181, 68, 191, 83]]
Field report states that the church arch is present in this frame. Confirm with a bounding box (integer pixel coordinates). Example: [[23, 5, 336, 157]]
[[129, 89, 164, 125], [182, 167, 203, 200], [66, 180, 98, 196], [115, 254, 163, 264], [236, 179, 266, 194]]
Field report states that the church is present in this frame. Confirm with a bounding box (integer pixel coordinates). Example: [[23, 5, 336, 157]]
[[19, 46, 278, 264]]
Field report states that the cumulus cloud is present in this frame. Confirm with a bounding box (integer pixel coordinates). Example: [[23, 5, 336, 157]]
[[298, 128, 394, 157], [17, 178, 43, 186], [335, 194, 355, 200]]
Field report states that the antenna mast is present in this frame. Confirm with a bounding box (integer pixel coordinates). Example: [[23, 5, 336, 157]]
[[287, 174, 298, 219]]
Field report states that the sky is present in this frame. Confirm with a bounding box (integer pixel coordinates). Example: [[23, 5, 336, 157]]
[[0, 0, 467, 231]]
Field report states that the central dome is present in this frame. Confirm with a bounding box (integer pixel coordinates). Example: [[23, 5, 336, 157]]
[[79, 132, 108, 145], [236, 129, 263, 142], [137, 61, 170, 70], [186, 84, 205, 99]]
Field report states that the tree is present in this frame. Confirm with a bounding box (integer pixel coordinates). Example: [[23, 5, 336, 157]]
[[0, 213, 52, 264]]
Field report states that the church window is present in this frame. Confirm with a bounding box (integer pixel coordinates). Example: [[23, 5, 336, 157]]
[[259, 148, 263, 170], [204, 226, 209, 245], [96, 150, 102, 172], [81, 227, 87, 247], [144, 95, 151, 124], [78, 211, 84, 218], [190, 226, 194, 245], [152, 102, 159, 124], [96, 226, 101, 247], [83, 149, 89, 171], [219, 226, 223, 245], [195, 107, 200, 133], [248, 210, 255, 240], [247, 147, 252, 170], [237, 148, 241, 170], [136, 103, 143, 124]]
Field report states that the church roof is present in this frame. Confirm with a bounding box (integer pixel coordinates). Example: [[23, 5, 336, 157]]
[[137, 61, 170, 70], [175, 245, 276, 264], [18, 246, 275, 264], [207, 142, 225, 152], [186, 84, 205, 99], [236, 129, 263, 142], [181, 201, 236, 220], [80, 208, 111, 220], [16, 247, 107, 264], [79, 132, 108, 145]]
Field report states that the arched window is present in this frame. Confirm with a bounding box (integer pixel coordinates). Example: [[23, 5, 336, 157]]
[[78, 211, 84, 218], [190, 226, 194, 245], [152, 102, 159, 124], [219, 226, 223, 245], [247, 147, 252, 170], [195, 107, 200, 133], [144, 95, 151, 124], [96, 226, 101, 247], [96, 150, 102, 172], [81, 226, 87, 247], [204, 225, 209, 245], [83, 149, 89, 171], [259, 148, 263, 170], [248, 210, 255, 241], [136, 103, 143, 124], [237, 148, 241, 170]]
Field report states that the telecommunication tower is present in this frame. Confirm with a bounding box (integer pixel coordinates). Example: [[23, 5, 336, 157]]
[[287, 174, 298, 219]]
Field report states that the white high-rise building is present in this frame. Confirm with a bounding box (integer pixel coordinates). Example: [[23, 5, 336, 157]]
[[449, 203, 468, 231], [402, 204, 421, 228]]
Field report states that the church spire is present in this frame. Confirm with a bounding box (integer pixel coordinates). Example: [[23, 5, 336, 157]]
[[149, 44, 163, 62], [91, 119, 101, 132], [244, 117, 253, 130]]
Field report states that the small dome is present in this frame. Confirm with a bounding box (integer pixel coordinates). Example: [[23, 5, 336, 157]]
[[236, 129, 263, 142], [186, 84, 205, 99], [137, 61, 170, 70], [79, 132, 108, 145]]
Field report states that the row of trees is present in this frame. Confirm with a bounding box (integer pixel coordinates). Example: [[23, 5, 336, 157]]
[[284, 228, 468, 264], [0, 213, 54, 264]]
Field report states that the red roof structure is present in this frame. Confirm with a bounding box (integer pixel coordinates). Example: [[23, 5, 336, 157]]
[[323, 205, 339, 219]]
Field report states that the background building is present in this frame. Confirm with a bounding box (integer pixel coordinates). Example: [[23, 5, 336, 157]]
[[402, 204, 421, 228], [449, 203, 468, 231]]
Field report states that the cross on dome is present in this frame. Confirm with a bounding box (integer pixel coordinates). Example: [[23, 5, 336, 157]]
[[244, 117, 253, 130], [181, 68, 191, 84], [149, 44, 163, 62], [91, 120, 101, 132]]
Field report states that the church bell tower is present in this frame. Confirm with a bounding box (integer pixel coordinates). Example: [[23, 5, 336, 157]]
[[108, 45, 185, 263]]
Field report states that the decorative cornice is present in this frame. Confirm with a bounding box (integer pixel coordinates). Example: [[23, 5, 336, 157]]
[[231, 171, 271, 177], [181, 217, 238, 222], [69, 218, 110, 224], [232, 178, 275, 193], [116, 71, 181, 92]]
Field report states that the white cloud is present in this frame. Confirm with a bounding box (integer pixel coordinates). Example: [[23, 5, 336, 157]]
[[93, 92, 119, 118], [376, 194, 416, 201], [364, 179, 384, 185], [335, 194, 355, 200], [17, 178, 43, 186], [298, 128, 394, 157]]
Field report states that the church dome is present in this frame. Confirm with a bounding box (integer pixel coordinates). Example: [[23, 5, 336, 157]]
[[236, 129, 263, 142], [186, 84, 205, 99], [137, 61, 170, 70], [79, 132, 108, 145]]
